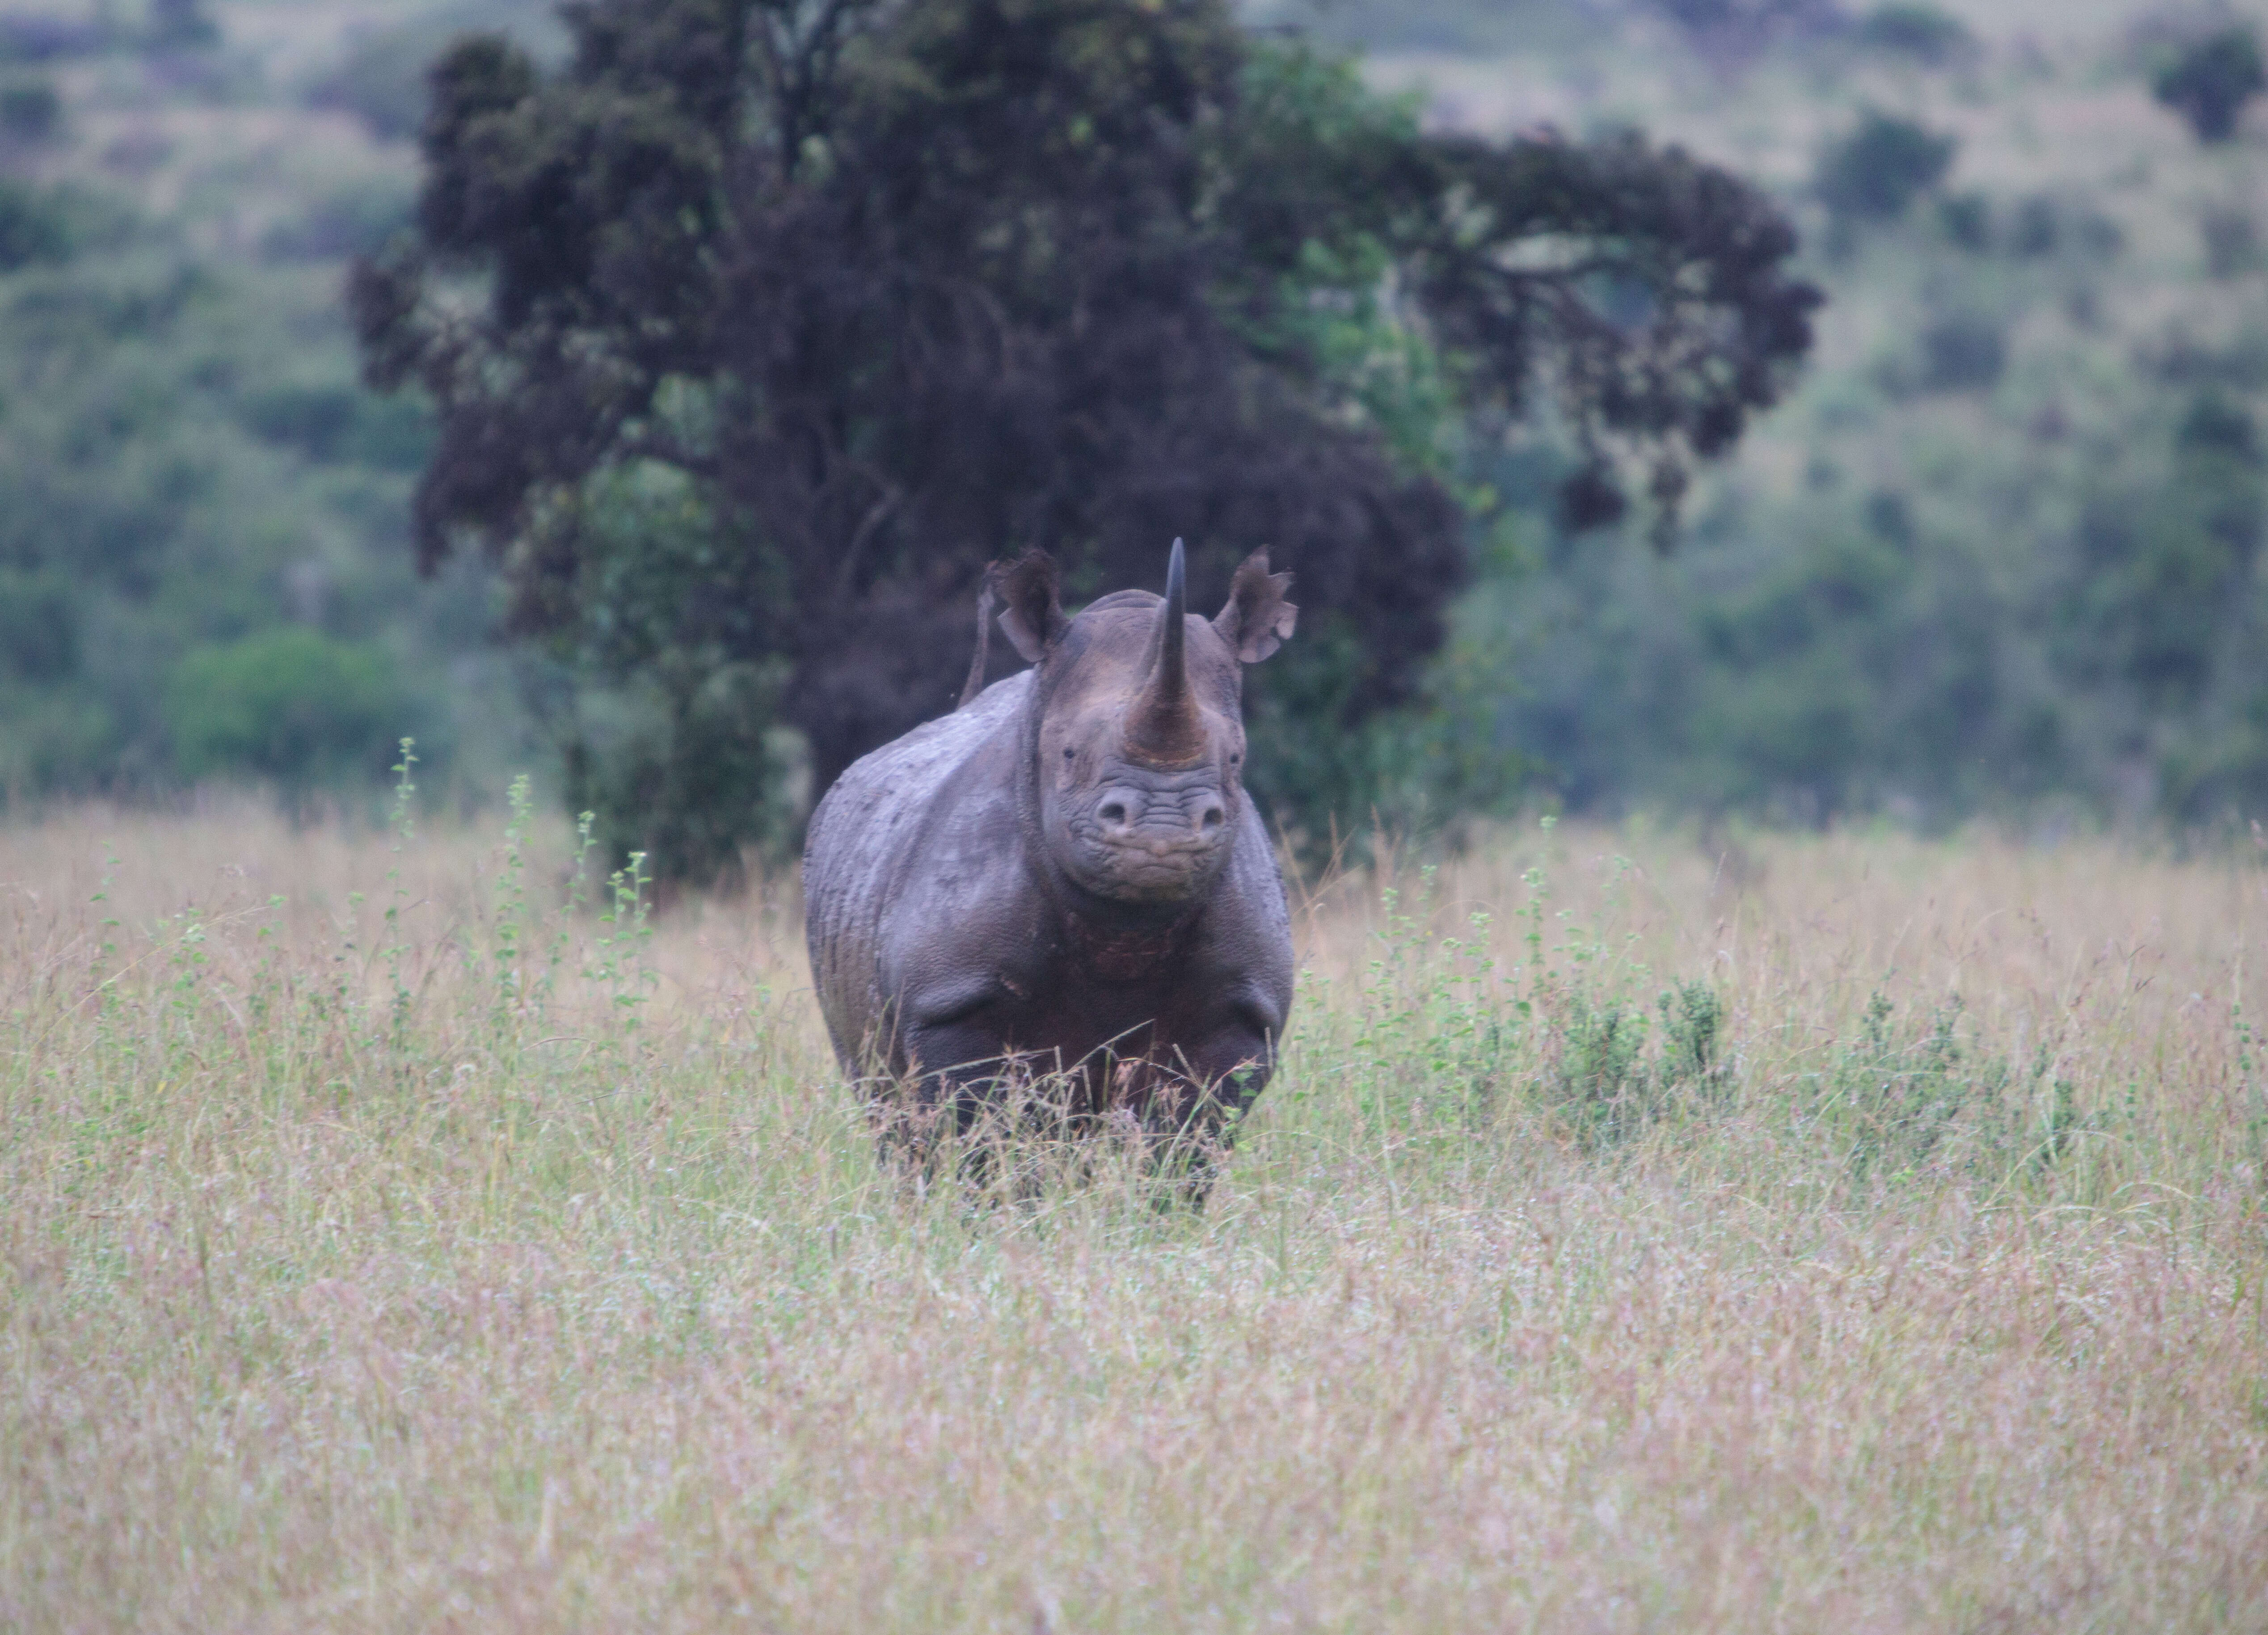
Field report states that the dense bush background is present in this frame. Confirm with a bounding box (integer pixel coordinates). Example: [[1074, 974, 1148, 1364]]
[[6, 0, 2268, 857]]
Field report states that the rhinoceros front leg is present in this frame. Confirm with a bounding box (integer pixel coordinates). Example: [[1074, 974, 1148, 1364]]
[[1088, 1021, 1276, 1209], [887, 979, 1066, 1149]]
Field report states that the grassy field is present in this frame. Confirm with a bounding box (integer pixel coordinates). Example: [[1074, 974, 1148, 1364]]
[[2, 802, 2265, 1630]]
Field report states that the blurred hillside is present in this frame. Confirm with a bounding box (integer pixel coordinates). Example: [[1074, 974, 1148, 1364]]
[[1284, 0, 2268, 831], [0, 0, 559, 809], [5, 0, 2268, 835]]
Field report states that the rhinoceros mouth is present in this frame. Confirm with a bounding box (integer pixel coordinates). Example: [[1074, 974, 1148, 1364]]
[[1067, 830, 1228, 903]]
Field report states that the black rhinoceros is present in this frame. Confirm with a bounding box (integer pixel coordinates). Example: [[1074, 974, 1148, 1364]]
[[803, 540, 1298, 1153]]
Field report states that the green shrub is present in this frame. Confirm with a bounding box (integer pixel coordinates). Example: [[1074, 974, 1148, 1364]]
[[2202, 206, 2259, 278], [0, 689, 115, 796], [1855, 3, 1973, 66], [148, 0, 219, 51], [0, 17, 106, 64], [236, 383, 361, 461], [168, 627, 412, 795], [307, 7, 555, 142], [0, 180, 72, 270], [2152, 25, 2265, 144], [1919, 311, 2008, 391], [531, 464, 801, 885], [2055, 402, 2261, 715], [1816, 110, 1957, 224], [2011, 194, 2059, 256], [257, 180, 414, 264], [0, 76, 59, 142], [1936, 190, 1990, 251], [1541, 979, 1728, 1151], [0, 567, 81, 683], [307, 25, 443, 142], [561, 661, 799, 895]]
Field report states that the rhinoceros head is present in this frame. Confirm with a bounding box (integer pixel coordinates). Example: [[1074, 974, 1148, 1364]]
[[997, 539, 1296, 906]]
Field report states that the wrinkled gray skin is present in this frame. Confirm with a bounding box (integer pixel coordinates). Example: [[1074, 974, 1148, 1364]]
[[804, 542, 1298, 1149]]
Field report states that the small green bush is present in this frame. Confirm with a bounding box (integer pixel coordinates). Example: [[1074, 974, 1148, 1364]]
[[1919, 311, 2008, 391], [0, 76, 59, 142], [2202, 206, 2259, 278], [257, 180, 414, 264], [169, 627, 411, 796], [0, 567, 80, 683], [0, 180, 72, 271], [1816, 110, 1958, 224], [1936, 191, 1990, 251], [307, 26, 438, 142], [2056, 401, 2261, 715], [1855, 3, 1973, 66], [2011, 195, 2059, 257], [561, 662, 798, 893], [148, 0, 219, 51], [2152, 26, 2265, 144], [1542, 979, 1728, 1150], [0, 17, 105, 64]]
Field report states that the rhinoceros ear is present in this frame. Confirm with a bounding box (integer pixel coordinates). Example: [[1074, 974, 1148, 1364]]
[[998, 549, 1067, 663], [1214, 548, 1298, 664]]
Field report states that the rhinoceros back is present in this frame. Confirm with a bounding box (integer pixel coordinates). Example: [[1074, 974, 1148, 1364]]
[[802, 671, 1031, 1070]]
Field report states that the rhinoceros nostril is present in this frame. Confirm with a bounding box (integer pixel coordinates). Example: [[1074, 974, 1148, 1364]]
[[1100, 802, 1129, 827], [1199, 803, 1226, 833]]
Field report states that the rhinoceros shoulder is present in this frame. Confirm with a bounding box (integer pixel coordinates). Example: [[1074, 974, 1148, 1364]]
[[809, 674, 1028, 853], [804, 672, 1032, 1053]]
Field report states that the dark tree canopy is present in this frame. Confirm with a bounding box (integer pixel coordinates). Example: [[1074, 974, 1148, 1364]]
[[354, 0, 1817, 881]]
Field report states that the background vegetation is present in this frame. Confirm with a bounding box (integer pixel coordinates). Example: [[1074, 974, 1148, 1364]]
[[8, 0, 2268, 865]]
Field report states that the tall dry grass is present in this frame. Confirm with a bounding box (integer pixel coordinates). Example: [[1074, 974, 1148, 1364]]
[[2, 798, 2264, 1631]]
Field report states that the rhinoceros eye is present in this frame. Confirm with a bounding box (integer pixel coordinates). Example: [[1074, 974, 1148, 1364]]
[[1063, 746, 1076, 761]]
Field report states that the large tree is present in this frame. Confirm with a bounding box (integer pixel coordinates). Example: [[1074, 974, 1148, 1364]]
[[354, 0, 1817, 881]]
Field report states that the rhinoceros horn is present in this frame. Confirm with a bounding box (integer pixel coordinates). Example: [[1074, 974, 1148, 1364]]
[[1125, 539, 1206, 766]]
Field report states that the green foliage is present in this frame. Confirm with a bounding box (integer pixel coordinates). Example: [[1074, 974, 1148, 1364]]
[[0, 15, 107, 63], [0, 566, 81, 683], [0, 179, 72, 270], [1815, 110, 1957, 225], [310, 24, 455, 141], [149, 0, 220, 50], [1306, 842, 2101, 1196], [1641, 0, 1841, 59], [0, 164, 511, 810], [1315, 850, 1737, 1156], [1539, 979, 1727, 1151], [2057, 393, 2262, 716], [30, 0, 2268, 855], [534, 461, 800, 885], [2151, 25, 2265, 145], [1854, 3, 1973, 66], [1772, 992, 2091, 1192], [1917, 310, 2007, 392], [0, 75, 60, 142], [167, 626, 413, 795], [1935, 190, 1990, 251], [306, 4, 555, 141], [562, 664, 793, 896], [257, 178, 415, 266], [2202, 205, 2260, 279], [1475, 337, 2268, 827]]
